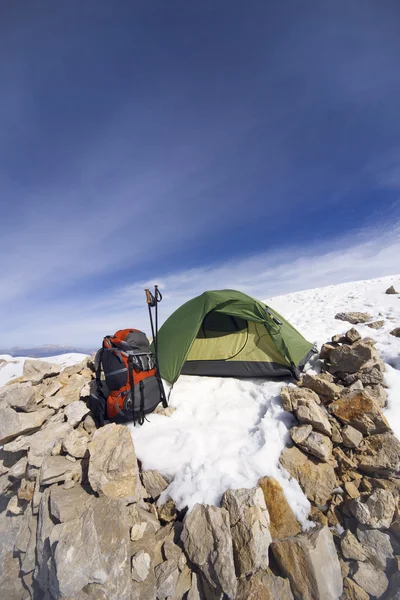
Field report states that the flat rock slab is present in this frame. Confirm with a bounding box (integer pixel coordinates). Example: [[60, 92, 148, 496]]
[[0, 402, 53, 445], [88, 423, 143, 502], [222, 487, 271, 577], [40, 455, 82, 486], [50, 484, 96, 522], [23, 359, 61, 384], [181, 504, 237, 599], [64, 400, 90, 427], [329, 341, 376, 374]]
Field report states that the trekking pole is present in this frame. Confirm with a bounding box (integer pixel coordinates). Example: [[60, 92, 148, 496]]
[[144, 286, 167, 407]]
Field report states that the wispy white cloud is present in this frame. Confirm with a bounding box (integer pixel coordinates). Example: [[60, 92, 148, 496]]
[[1, 220, 399, 348]]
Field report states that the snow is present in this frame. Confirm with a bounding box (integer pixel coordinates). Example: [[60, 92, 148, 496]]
[[0, 353, 89, 388], [129, 274, 400, 523]]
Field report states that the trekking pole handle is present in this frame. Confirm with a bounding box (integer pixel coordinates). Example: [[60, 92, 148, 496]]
[[154, 285, 162, 302], [145, 289, 152, 304]]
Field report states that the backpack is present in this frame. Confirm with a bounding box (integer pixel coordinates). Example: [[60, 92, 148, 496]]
[[89, 328, 167, 426]]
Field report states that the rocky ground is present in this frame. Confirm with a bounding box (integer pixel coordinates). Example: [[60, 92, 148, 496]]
[[0, 307, 399, 598]]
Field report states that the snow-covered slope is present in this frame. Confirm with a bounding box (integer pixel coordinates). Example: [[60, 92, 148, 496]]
[[0, 353, 89, 388], [129, 275, 400, 523]]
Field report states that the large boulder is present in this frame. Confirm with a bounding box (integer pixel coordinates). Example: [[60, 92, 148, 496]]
[[181, 504, 237, 599], [49, 485, 96, 522], [88, 423, 144, 502], [221, 487, 271, 577], [23, 359, 61, 383], [271, 526, 343, 600], [258, 477, 301, 540], [0, 402, 53, 445], [280, 446, 337, 505], [328, 391, 391, 434], [356, 432, 400, 476]]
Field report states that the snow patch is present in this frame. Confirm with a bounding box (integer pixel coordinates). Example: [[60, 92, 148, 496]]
[[0, 353, 89, 388]]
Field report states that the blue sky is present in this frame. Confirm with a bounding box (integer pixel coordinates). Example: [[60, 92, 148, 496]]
[[1, 1, 400, 348]]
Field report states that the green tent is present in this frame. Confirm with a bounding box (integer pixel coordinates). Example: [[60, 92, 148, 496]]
[[156, 289, 315, 384]]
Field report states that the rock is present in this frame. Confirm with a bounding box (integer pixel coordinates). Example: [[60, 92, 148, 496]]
[[344, 481, 360, 499], [352, 561, 389, 598], [0, 403, 53, 444], [64, 400, 90, 427], [342, 577, 369, 600], [364, 384, 387, 408], [155, 560, 180, 599], [46, 384, 82, 409], [132, 550, 151, 582], [181, 504, 237, 599], [222, 487, 271, 577], [296, 429, 334, 462], [290, 424, 313, 445], [158, 498, 177, 523], [141, 470, 169, 499], [345, 328, 362, 343], [295, 398, 332, 436], [0, 381, 38, 412], [187, 572, 202, 600], [335, 312, 372, 325], [271, 525, 343, 600], [319, 343, 337, 360], [301, 373, 343, 402], [85, 497, 133, 599], [50, 484, 96, 522], [329, 341, 376, 374], [258, 477, 301, 540], [88, 423, 143, 502], [154, 404, 177, 417], [367, 320, 385, 329], [27, 422, 72, 468], [386, 285, 398, 294], [7, 455, 27, 480], [39, 455, 82, 485], [390, 327, 400, 337], [356, 527, 394, 570], [280, 446, 337, 505], [0, 551, 27, 600], [83, 414, 97, 435], [328, 391, 391, 434], [356, 432, 400, 476], [127, 502, 161, 538], [341, 425, 363, 448], [172, 566, 191, 600], [280, 386, 321, 412], [35, 378, 63, 399], [236, 571, 295, 600], [23, 359, 61, 383], [261, 571, 295, 600], [49, 508, 108, 597], [62, 428, 90, 458], [34, 488, 56, 591], [358, 363, 385, 386], [341, 530, 368, 561], [350, 489, 395, 529], [383, 572, 400, 600]]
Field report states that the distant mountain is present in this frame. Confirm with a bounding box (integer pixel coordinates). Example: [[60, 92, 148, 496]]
[[0, 344, 95, 358]]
